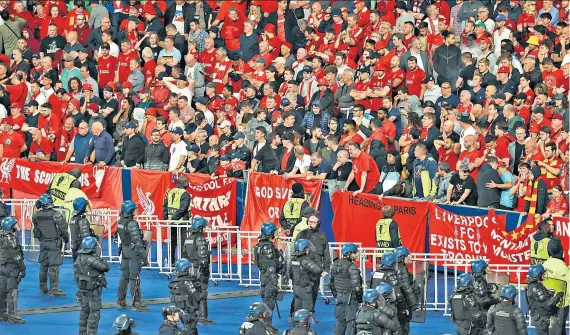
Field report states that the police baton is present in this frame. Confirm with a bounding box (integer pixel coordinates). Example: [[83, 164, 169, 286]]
[[274, 300, 281, 319]]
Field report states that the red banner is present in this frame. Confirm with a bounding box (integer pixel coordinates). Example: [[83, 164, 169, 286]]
[[331, 192, 430, 254], [130, 170, 237, 242], [0, 158, 107, 198], [240, 172, 323, 232]]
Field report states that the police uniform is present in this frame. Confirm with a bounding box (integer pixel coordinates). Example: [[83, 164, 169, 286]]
[[159, 320, 184, 335], [296, 227, 330, 310], [47, 172, 81, 206], [168, 268, 200, 334], [33, 205, 69, 295], [283, 326, 317, 335], [394, 260, 419, 334], [290, 250, 322, 313], [0, 220, 26, 324], [486, 301, 528, 335], [183, 227, 212, 324], [370, 264, 410, 334], [450, 286, 484, 334], [239, 315, 274, 335], [74, 240, 110, 335], [116, 211, 149, 311], [70, 210, 94, 261], [254, 236, 282, 314], [355, 303, 401, 334], [279, 197, 309, 234], [375, 218, 402, 249], [527, 276, 563, 335], [329, 256, 363, 335], [0, 200, 8, 220], [472, 273, 500, 313], [163, 185, 191, 263]]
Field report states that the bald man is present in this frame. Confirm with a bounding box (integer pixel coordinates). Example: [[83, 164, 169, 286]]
[[28, 129, 53, 162], [87, 122, 116, 166], [457, 134, 484, 179]]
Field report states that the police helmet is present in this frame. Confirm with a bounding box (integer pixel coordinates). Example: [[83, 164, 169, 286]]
[[500, 284, 517, 301], [81, 236, 97, 250], [260, 222, 278, 236], [294, 239, 311, 252], [362, 289, 379, 303], [341, 243, 358, 256], [191, 216, 208, 230], [528, 264, 545, 279], [393, 246, 410, 261], [121, 200, 137, 215], [73, 197, 89, 212], [112, 314, 135, 330], [38, 193, 53, 206], [375, 282, 394, 297], [457, 273, 473, 288], [174, 258, 192, 272], [248, 302, 271, 318], [293, 309, 312, 325], [1, 216, 17, 231], [162, 306, 179, 319], [471, 259, 488, 274], [380, 253, 397, 267]]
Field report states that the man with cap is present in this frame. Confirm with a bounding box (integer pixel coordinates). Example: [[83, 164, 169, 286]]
[[492, 14, 511, 57], [300, 66, 318, 105], [163, 74, 193, 100], [80, 81, 100, 108], [99, 85, 119, 136], [181, 144, 200, 174], [168, 127, 187, 172], [0, 118, 26, 158], [495, 66, 517, 101], [97, 43, 119, 93], [120, 122, 147, 168], [530, 107, 551, 132], [229, 132, 251, 166], [144, 5, 165, 40], [248, 57, 268, 89], [152, 73, 171, 109]]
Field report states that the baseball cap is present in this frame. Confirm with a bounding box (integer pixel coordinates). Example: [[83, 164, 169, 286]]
[[422, 75, 435, 84], [186, 144, 199, 153], [3, 118, 13, 126], [31, 54, 40, 59], [255, 57, 266, 64], [514, 92, 526, 100], [303, 65, 313, 72], [69, 99, 81, 109], [206, 82, 217, 89], [475, 22, 487, 29], [157, 72, 167, 81], [125, 122, 137, 129], [26, 100, 39, 107], [177, 74, 187, 82], [331, 8, 342, 16], [220, 155, 230, 161], [458, 113, 472, 124], [145, 108, 158, 116], [495, 14, 507, 22], [139, 87, 149, 94], [82, 83, 93, 91], [128, 15, 138, 23], [532, 107, 545, 114], [122, 81, 133, 89], [272, 57, 286, 66], [171, 127, 184, 135], [459, 164, 471, 172], [103, 86, 114, 92], [497, 66, 510, 74], [63, 55, 74, 62], [9, 102, 22, 109], [233, 132, 245, 140], [552, 114, 564, 121], [193, 96, 207, 105], [87, 102, 99, 111], [220, 120, 232, 128], [491, 92, 506, 100], [281, 98, 291, 106]]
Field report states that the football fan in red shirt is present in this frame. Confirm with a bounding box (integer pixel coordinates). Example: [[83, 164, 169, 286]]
[[97, 43, 118, 91], [0, 119, 26, 158], [404, 57, 425, 97], [343, 142, 381, 194]]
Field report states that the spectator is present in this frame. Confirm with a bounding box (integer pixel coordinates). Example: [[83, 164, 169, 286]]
[[284, 145, 311, 179], [302, 102, 330, 136], [120, 122, 147, 168], [447, 164, 478, 206], [0, 11, 27, 57], [306, 152, 331, 181], [328, 149, 352, 197], [245, 109, 271, 149], [433, 162, 455, 203], [433, 33, 462, 91], [476, 156, 503, 208], [87, 122, 115, 166], [411, 143, 438, 200], [304, 126, 325, 155], [250, 127, 278, 173], [524, 166, 549, 216], [168, 127, 187, 172], [343, 141, 382, 195], [0, 119, 26, 158], [542, 185, 569, 219]]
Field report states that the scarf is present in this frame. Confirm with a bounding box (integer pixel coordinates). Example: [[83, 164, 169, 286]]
[[524, 175, 545, 214]]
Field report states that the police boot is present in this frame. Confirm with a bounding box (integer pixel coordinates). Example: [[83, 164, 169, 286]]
[[132, 302, 150, 312], [75, 291, 81, 303], [116, 299, 128, 309], [197, 301, 215, 325], [7, 315, 25, 324], [39, 265, 48, 294], [48, 266, 66, 296], [7, 290, 24, 324]]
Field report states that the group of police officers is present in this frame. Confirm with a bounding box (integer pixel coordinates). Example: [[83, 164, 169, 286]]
[[0, 173, 569, 334]]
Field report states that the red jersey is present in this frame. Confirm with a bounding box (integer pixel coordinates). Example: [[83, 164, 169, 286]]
[[496, 135, 514, 162], [426, 33, 445, 55], [29, 139, 54, 157], [339, 132, 365, 149], [316, 42, 337, 63], [541, 158, 562, 192], [390, 68, 406, 93], [369, 75, 391, 111], [142, 59, 156, 85], [437, 147, 459, 172], [0, 131, 25, 158], [352, 80, 371, 110], [404, 67, 425, 97], [458, 148, 483, 180], [352, 151, 381, 193], [97, 56, 118, 88], [402, 34, 414, 48], [117, 51, 139, 84], [367, 129, 389, 152], [305, 37, 323, 54], [199, 49, 217, 79], [347, 27, 366, 61], [58, 128, 76, 161], [542, 69, 564, 96], [517, 13, 536, 29], [5, 82, 28, 107], [211, 59, 232, 94], [456, 102, 473, 115]]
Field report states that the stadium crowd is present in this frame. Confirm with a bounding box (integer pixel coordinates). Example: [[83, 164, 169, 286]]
[[0, 0, 568, 217]]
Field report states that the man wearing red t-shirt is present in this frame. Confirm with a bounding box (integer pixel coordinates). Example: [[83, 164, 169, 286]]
[[116, 40, 139, 84], [523, 140, 545, 164], [339, 119, 365, 149], [435, 137, 459, 172], [457, 134, 484, 180], [541, 59, 565, 96], [199, 38, 217, 81], [97, 43, 118, 91], [389, 55, 406, 93], [404, 57, 425, 97], [369, 63, 392, 111], [537, 142, 562, 193], [343, 142, 381, 194], [344, 14, 366, 62], [350, 68, 372, 111], [37, 103, 62, 157], [28, 129, 53, 162], [0, 119, 26, 158]]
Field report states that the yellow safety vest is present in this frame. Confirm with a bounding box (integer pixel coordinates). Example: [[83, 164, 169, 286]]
[[292, 217, 309, 241], [530, 235, 551, 265], [376, 218, 401, 249], [49, 173, 78, 206], [63, 188, 91, 224], [282, 198, 305, 228], [543, 257, 570, 307], [166, 188, 190, 222]]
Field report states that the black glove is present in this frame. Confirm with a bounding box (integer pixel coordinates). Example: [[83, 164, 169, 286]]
[[355, 290, 363, 303], [141, 259, 149, 267]]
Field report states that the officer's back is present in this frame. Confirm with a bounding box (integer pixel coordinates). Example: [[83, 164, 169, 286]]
[[486, 285, 528, 335]]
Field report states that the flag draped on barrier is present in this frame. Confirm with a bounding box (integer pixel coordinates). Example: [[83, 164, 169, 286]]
[[330, 192, 430, 254], [240, 172, 323, 231], [0, 158, 107, 197]]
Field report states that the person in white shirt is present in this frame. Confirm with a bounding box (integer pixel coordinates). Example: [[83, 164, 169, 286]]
[[284, 145, 311, 179], [168, 127, 188, 171], [163, 75, 193, 101], [476, 6, 495, 34], [493, 15, 511, 58], [334, 53, 351, 79], [168, 109, 186, 130], [458, 113, 477, 151], [98, 30, 119, 57]]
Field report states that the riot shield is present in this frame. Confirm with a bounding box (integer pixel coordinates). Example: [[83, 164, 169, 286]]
[[542, 278, 567, 335], [410, 261, 428, 323], [485, 270, 510, 299]]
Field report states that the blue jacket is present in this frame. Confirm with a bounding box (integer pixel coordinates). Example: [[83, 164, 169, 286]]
[[88, 131, 116, 165], [301, 111, 331, 135], [412, 153, 438, 199]]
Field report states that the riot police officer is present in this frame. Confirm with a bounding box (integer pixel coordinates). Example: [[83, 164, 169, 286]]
[[486, 285, 528, 335], [291, 239, 323, 316], [115, 200, 150, 312], [370, 253, 411, 333], [47, 168, 82, 206], [295, 214, 330, 316], [329, 243, 363, 335], [393, 246, 420, 334], [239, 302, 276, 335], [75, 236, 110, 335], [0, 217, 26, 324], [526, 264, 564, 335], [163, 175, 191, 266], [254, 222, 282, 332], [168, 258, 200, 335], [159, 306, 183, 335], [70, 198, 95, 261], [375, 283, 401, 334], [355, 289, 401, 334], [450, 273, 485, 335], [113, 314, 139, 335], [32, 193, 69, 296], [283, 309, 318, 335], [279, 182, 309, 236], [183, 215, 214, 325], [471, 260, 500, 314]]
